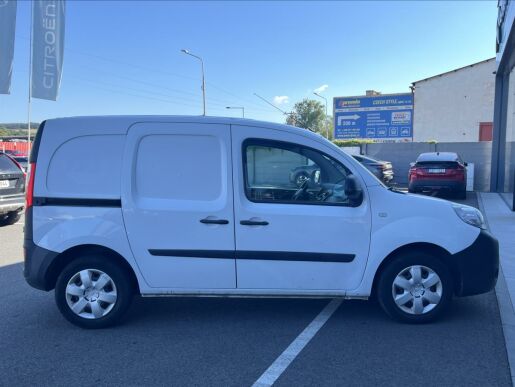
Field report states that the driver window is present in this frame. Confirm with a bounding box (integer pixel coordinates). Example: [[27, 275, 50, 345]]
[[243, 140, 356, 206]]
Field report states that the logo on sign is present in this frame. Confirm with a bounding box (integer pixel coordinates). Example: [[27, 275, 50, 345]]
[[391, 111, 411, 124], [366, 129, 376, 137], [377, 128, 387, 137], [400, 127, 411, 136], [389, 127, 398, 136]]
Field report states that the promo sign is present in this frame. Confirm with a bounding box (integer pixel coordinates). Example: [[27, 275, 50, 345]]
[[333, 93, 413, 140]]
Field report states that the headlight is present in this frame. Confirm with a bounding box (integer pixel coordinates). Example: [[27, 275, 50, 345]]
[[452, 204, 486, 229]]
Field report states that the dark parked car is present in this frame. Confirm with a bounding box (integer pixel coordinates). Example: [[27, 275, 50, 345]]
[[0, 152, 25, 226], [408, 152, 467, 199], [289, 154, 394, 187], [352, 155, 394, 184]]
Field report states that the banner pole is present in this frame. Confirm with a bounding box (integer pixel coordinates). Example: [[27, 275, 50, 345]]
[[27, 0, 33, 154]]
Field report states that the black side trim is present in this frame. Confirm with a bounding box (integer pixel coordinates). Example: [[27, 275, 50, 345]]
[[33, 197, 121, 207], [149, 250, 234, 259], [29, 120, 46, 163], [237, 250, 355, 262], [148, 249, 355, 263]]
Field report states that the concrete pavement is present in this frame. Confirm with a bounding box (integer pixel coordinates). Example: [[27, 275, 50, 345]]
[[479, 193, 515, 386]]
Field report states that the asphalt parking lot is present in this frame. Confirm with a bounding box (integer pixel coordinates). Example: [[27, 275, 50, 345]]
[[0, 193, 511, 387]]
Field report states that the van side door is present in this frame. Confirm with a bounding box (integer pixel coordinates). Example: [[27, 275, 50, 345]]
[[121, 122, 236, 289], [231, 125, 371, 291]]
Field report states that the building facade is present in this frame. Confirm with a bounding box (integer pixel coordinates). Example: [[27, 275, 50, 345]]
[[491, 0, 515, 205], [412, 58, 495, 143]]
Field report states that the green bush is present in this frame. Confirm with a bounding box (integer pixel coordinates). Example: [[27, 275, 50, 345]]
[[332, 139, 373, 147]]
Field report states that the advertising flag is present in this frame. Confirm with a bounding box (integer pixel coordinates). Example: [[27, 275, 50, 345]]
[[0, 0, 17, 94], [31, 0, 65, 101]]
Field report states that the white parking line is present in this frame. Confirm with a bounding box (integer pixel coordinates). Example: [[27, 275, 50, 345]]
[[252, 298, 342, 387]]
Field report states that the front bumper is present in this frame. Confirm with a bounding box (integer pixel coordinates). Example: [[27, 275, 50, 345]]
[[450, 229, 499, 297]]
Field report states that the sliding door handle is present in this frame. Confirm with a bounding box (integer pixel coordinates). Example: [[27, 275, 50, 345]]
[[240, 220, 269, 226], [200, 218, 229, 225]]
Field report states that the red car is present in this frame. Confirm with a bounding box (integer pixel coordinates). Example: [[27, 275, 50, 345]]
[[408, 152, 467, 199]]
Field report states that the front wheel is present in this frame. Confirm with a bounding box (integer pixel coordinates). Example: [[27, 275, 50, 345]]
[[55, 256, 133, 329], [377, 251, 453, 323]]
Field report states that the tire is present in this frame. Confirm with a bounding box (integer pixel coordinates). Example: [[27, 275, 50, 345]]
[[55, 255, 133, 329], [0, 211, 21, 227], [377, 251, 453, 324]]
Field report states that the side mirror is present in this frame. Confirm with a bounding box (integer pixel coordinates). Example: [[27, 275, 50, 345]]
[[464, 162, 468, 167], [344, 175, 363, 205]]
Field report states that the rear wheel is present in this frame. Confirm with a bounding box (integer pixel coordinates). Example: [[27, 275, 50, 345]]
[[0, 211, 21, 227], [55, 255, 133, 329], [377, 251, 453, 323]]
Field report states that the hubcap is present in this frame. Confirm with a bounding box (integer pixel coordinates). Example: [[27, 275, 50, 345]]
[[392, 265, 443, 315], [65, 269, 117, 319]]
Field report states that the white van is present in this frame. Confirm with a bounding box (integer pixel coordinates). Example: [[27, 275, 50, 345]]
[[24, 116, 499, 328]]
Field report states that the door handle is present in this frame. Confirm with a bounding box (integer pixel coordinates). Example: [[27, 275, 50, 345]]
[[200, 218, 229, 225], [240, 220, 269, 226]]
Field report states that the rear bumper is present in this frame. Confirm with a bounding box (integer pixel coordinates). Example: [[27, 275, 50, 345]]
[[0, 195, 24, 215], [23, 207, 58, 291], [450, 229, 499, 297], [23, 237, 58, 291], [409, 179, 465, 192]]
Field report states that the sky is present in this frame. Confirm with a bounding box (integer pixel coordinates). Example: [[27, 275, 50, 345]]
[[0, 0, 498, 124]]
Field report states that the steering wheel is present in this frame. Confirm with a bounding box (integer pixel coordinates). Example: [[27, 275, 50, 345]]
[[292, 178, 309, 201]]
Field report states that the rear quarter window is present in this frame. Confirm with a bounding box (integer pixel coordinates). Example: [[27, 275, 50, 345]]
[[46, 135, 124, 197]]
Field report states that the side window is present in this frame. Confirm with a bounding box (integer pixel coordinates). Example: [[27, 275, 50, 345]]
[[243, 140, 359, 206], [136, 134, 223, 201]]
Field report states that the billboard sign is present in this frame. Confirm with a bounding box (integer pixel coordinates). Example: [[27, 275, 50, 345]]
[[333, 93, 413, 140]]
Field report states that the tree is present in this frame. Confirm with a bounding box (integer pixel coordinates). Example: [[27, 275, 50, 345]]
[[286, 99, 326, 134]]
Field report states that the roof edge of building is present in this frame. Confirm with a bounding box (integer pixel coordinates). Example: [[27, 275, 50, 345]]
[[412, 57, 496, 85]]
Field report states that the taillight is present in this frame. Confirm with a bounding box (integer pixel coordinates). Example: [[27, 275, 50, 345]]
[[26, 163, 36, 208], [409, 167, 418, 181]]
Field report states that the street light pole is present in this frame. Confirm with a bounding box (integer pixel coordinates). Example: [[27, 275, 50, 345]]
[[226, 106, 245, 118], [181, 49, 206, 116], [314, 92, 329, 140]]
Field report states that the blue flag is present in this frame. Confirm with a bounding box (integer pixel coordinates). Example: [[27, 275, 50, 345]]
[[0, 0, 17, 94]]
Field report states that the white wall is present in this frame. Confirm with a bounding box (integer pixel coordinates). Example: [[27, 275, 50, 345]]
[[413, 59, 495, 142]]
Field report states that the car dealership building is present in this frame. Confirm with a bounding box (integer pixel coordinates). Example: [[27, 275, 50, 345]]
[[492, 0, 515, 204]]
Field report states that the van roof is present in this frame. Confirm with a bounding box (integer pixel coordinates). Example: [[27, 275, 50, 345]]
[[45, 115, 306, 131], [416, 152, 460, 162], [43, 115, 330, 143]]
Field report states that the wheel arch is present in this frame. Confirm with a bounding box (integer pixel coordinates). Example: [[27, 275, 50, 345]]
[[46, 244, 140, 293], [370, 242, 458, 297]]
